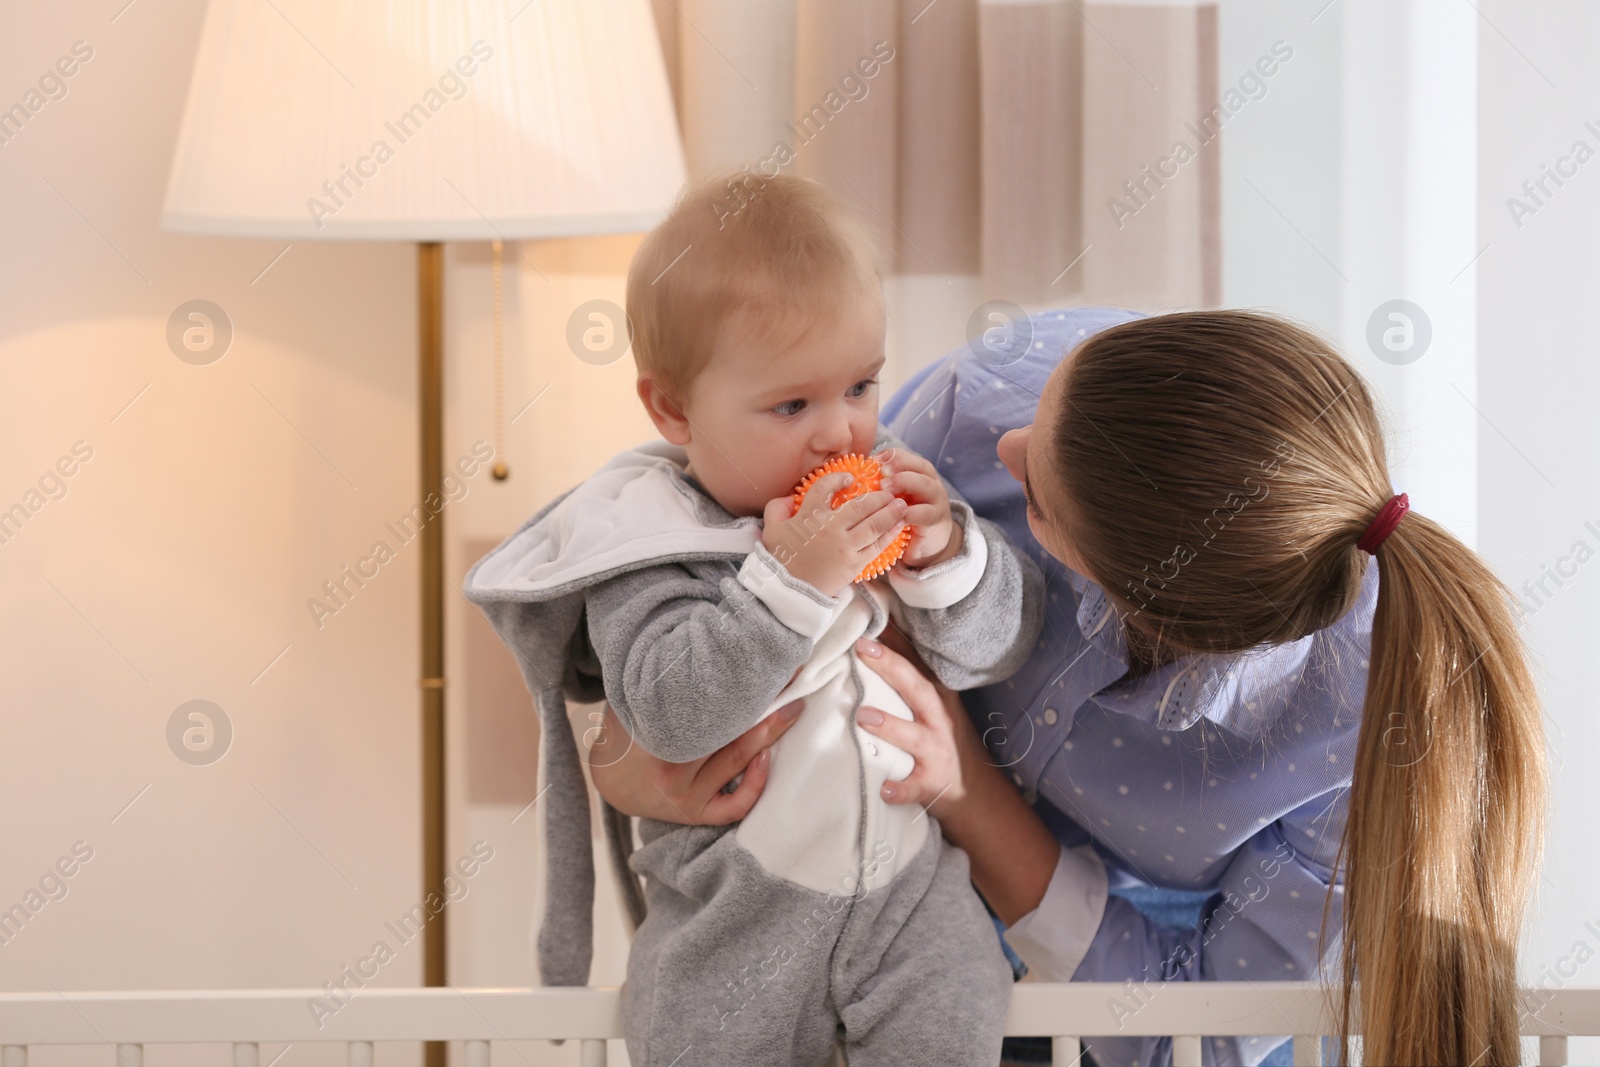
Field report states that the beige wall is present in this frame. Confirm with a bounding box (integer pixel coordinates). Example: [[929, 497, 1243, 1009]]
[[0, 2, 648, 1065]]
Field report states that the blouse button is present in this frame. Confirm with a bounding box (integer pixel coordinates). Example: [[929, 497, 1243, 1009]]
[[1042, 707, 1058, 726]]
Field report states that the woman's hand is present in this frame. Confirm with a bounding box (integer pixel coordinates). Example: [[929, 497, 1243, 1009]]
[[850, 631, 987, 816], [586, 700, 804, 824], [852, 628, 1064, 924]]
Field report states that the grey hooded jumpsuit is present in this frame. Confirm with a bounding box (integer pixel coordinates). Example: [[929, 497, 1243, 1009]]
[[463, 427, 1046, 1066]]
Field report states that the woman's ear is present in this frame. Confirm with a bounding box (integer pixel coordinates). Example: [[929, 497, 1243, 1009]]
[[636, 375, 692, 445]]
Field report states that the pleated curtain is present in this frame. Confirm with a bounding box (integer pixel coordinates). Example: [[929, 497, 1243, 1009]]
[[648, 0, 1221, 312]]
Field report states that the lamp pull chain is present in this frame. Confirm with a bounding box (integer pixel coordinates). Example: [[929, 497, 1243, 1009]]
[[491, 238, 509, 480]]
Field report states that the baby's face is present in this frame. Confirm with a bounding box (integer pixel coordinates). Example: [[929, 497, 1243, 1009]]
[[676, 297, 886, 519]]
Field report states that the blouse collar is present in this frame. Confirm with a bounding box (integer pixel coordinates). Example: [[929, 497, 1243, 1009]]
[[1062, 565, 1331, 739]]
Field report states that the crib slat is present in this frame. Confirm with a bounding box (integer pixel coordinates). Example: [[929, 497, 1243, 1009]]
[[1292, 1034, 1321, 1066], [578, 1040, 605, 1067], [233, 1043, 258, 1067], [115, 1046, 141, 1067], [1171, 1034, 1202, 1067], [2, 1047, 24, 1067], [1052, 1036, 1081, 1064], [1540, 1035, 1568, 1066], [347, 1041, 373, 1067], [465, 1041, 488, 1067]]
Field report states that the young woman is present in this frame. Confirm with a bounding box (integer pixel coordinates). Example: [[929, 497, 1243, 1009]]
[[588, 306, 1547, 1067]]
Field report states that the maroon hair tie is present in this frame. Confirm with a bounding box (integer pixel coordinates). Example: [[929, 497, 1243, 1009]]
[[1357, 493, 1409, 554]]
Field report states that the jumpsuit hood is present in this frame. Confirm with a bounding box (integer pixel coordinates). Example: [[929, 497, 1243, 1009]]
[[468, 438, 764, 601], [462, 438, 764, 987]]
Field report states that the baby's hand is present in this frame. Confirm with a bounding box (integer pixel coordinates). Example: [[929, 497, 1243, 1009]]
[[873, 446, 961, 569], [760, 471, 909, 597]]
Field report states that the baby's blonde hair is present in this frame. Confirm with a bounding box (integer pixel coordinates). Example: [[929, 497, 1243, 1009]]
[[626, 169, 884, 407]]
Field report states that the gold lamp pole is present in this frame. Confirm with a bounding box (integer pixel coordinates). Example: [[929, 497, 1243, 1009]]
[[417, 243, 446, 1065]]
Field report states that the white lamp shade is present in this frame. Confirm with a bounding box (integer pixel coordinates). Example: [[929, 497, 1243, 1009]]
[[162, 0, 687, 240]]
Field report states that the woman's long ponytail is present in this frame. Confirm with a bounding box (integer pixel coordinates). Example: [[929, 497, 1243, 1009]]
[[1335, 514, 1546, 1066], [1047, 309, 1550, 1065]]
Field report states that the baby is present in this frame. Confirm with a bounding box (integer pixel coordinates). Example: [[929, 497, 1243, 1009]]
[[464, 172, 1045, 1066]]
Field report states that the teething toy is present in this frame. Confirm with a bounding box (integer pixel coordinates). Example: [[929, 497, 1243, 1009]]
[[790, 453, 913, 582]]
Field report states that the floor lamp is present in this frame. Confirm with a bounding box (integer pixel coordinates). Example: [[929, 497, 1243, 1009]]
[[160, 3, 685, 1061]]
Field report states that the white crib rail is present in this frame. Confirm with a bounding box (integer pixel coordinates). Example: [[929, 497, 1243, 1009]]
[[0, 983, 1595, 1066]]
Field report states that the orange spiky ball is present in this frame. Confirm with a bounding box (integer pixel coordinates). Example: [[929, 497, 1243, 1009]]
[[789, 453, 913, 582]]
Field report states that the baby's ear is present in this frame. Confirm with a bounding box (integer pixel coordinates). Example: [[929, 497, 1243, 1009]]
[[636, 375, 691, 444]]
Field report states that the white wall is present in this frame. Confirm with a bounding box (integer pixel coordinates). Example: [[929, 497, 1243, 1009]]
[[1221, 0, 1479, 545], [1223, 1, 1600, 1062], [1476, 3, 1600, 1064]]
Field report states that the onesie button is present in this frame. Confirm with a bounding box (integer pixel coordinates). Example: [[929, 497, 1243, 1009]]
[[1042, 707, 1058, 726], [1022, 788, 1039, 806], [1011, 772, 1024, 787]]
